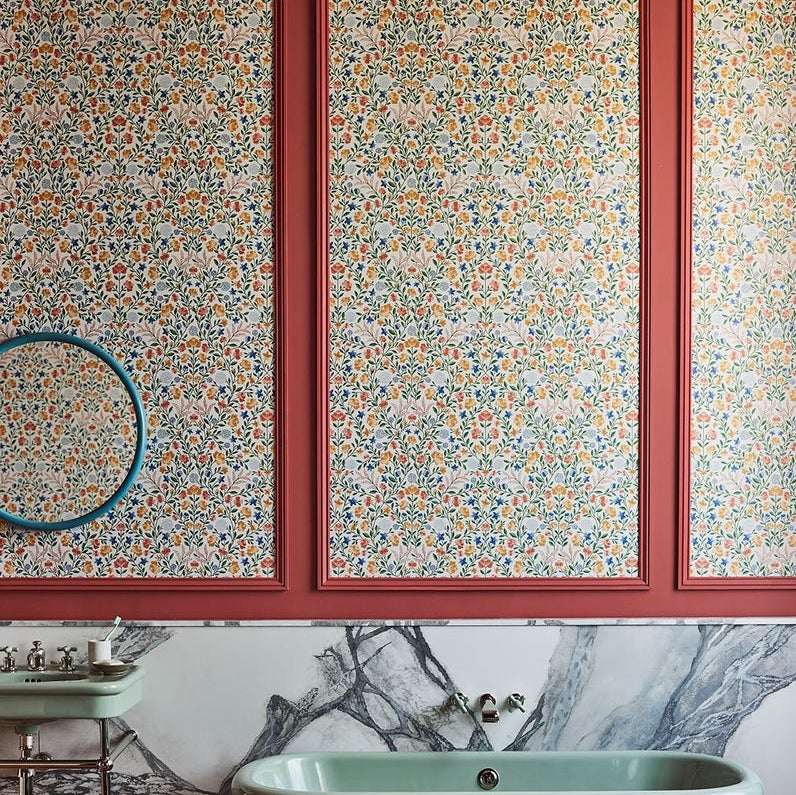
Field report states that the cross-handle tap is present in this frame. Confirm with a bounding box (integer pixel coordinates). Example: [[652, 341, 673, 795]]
[[0, 646, 17, 673], [27, 641, 46, 672], [57, 646, 77, 672], [507, 693, 526, 712], [448, 692, 469, 714], [479, 693, 500, 723]]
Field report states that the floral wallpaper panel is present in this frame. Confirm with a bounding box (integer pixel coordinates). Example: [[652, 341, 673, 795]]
[[327, 0, 641, 578], [689, 0, 796, 577], [0, 0, 276, 578]]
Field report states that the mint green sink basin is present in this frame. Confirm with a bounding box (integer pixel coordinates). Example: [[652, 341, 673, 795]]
[[0, 671, 89, 684], [0, 665, 144, 726], [231, 751, 763, 795]]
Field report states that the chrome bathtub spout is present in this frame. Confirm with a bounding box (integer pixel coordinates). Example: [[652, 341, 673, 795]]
[[479, 693, 499, 723]]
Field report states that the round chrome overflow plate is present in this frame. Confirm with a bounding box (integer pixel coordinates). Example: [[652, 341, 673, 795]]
[[477, 768, 499, 790]]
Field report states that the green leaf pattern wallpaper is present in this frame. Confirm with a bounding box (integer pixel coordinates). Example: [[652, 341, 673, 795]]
[[690, 0, 795, 578], [327, 0, 641, 578], [0, 0, 275, 578]]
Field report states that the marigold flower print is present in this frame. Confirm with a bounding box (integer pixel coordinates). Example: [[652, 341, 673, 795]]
[[327, 0, 642, 578], [690, 0, 796, 577]]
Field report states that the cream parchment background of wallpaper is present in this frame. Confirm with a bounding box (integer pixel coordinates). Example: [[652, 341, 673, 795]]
[[690, 0, 795, 577], [327, 0, 641, 578], [0, 0, 275, 578]]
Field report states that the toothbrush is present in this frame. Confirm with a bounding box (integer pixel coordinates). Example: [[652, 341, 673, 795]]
[[102, 616, 122, 643]]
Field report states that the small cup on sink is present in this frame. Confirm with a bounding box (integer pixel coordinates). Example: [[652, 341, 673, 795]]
[[88, 639, 112, 664]]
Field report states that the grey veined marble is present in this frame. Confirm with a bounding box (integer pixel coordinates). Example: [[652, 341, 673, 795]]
[[0, 624, 794, 795]]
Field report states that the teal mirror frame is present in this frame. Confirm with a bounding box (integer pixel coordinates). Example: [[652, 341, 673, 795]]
[[0, 332, 147, 532]]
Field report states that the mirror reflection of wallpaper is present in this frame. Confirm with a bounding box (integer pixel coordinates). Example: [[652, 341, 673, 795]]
[[327, 0, 641, 578], [0, 0, 275, 577], [0, 341, 137, 522], [689, 1, 795, 577]]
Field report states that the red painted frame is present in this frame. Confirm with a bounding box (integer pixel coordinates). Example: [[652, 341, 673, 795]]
[[316, 0, 651, 591], [677, 0, 796, 590], [3, 0, 795, 618]]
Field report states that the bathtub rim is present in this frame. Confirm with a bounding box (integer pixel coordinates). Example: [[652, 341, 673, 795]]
[[230, 749, 763, 795]]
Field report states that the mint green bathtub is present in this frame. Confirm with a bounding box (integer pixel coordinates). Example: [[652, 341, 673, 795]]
[[231, 751, 763, 795]]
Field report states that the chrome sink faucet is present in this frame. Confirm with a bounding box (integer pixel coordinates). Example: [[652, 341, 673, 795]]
[[26, 641, 46, 671]]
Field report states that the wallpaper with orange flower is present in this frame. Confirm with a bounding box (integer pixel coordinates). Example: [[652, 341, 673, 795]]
[[0, 0, 275, 577], [327, 0, 641, 578], [690, 0, 795, 577]]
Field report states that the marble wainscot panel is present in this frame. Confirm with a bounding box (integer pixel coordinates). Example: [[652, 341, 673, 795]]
[[0, 622, 794, 795]]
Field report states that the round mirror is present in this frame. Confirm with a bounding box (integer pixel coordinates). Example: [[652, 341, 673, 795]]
[[0, 332, 146, 531]]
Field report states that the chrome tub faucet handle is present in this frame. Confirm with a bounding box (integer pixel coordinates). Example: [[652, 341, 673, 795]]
[[448, 692, 469, 714], [507, 693, 526, 713]]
